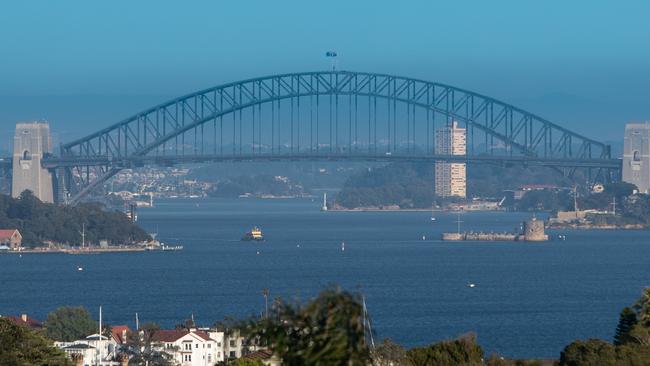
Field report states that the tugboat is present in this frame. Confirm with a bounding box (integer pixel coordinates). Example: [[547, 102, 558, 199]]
[[242, 226, 264, 241]]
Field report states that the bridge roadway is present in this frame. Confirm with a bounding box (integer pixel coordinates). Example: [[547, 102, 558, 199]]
[[38, 153, 622, 170]]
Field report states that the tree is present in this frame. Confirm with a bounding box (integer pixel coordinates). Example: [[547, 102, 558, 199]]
[[246, 287, 370, 365], [559, 339, 615, 366], [614, 307, 638, 345], [0, 317, 73, 366], [44, 306, 97, 342], [124, 322, 174, 366], [559, 338, 650, 366], [404, 333, 484, 366]]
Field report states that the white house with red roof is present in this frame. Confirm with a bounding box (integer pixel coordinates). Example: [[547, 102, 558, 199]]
[[0, 229, 22, 249], [151, 329, 218, 366], [56, 333, 121, 366], [110, 325, 130, 345]]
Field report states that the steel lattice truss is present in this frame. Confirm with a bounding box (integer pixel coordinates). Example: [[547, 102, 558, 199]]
[[51, 71, 616, 203]]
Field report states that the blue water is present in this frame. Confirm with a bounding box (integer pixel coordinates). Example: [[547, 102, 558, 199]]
[[2, 197, 650, 359]]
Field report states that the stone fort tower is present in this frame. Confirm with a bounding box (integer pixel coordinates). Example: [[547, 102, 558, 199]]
[[623, 123, 650, 194], [12, 122, 54, 203]]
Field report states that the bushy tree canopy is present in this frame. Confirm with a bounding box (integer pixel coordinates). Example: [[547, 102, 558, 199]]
[[0, 191, 149, 246], [44, 306, 97, 342], [0, 317, 72, 365], [404, 333, 484, 366], [246, 288, 370, 366]]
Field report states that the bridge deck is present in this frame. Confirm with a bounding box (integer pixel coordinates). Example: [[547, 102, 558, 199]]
[[40, 153, 622, 169]]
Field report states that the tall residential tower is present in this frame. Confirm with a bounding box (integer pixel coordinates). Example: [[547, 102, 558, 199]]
[[435, 121, 466, 198]]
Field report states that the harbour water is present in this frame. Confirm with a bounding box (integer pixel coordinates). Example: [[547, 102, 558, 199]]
[[1, 197, 650, 359]]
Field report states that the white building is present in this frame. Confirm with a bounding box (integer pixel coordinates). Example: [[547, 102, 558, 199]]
[[56, 334, 120, 366], [152, 329, 218, 366], [435, 121, 467, 198], [207, 328, 251, 362]]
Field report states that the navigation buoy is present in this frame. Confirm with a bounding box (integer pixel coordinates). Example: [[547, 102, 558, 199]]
[[256, 251, 260, 255], [422, 235, 426, 240]]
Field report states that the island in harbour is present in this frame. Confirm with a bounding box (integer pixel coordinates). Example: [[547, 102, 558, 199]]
[[0, 191, 157, 253]]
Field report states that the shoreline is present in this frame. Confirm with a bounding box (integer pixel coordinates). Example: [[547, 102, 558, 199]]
[[328, 207, 503, 212], [2, 247, 153, 255], [547, 224, 646, 230]]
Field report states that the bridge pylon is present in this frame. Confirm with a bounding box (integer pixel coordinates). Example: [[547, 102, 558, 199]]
[[12, 122, 55, 203]]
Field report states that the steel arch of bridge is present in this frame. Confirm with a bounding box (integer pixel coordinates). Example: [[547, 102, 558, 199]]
[[56, 70, 615, 204]]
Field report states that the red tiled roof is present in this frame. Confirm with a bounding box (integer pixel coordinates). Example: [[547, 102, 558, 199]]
[[243, 349, 274, 360], [152, 329, 213, 343], [0, 229, 18, 240], [152, 330, 189, 342], [194, 331, 212, 341], [5, 314, 42, 329], [111, 325, 131, 344]]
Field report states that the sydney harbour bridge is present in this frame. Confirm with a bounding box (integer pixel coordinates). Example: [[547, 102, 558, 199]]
[[3, 71, 620, 204]]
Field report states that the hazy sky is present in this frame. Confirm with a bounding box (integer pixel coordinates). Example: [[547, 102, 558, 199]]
[[0, 0, 649, 145]]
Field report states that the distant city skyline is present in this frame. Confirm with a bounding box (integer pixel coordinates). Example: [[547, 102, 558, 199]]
[[1, 1, 648, 145]]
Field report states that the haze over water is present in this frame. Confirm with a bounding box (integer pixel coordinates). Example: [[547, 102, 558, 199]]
[[1, 197, 649, 358]]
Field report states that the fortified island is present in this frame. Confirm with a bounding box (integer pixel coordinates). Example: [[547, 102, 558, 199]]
[[442, 217, 548, 242]]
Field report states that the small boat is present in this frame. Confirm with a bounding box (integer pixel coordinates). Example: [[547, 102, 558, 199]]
[[77, 266, 84, 271], [467, 283, 476, 288], [242, 226, 264, 241], [341, 241, 345, 251]]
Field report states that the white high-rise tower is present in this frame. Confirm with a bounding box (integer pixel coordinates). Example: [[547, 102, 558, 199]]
[[434, 121, 466, 198]]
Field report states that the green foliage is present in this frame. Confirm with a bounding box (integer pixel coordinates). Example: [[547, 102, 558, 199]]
[[614, 307, 638, 345], [0, 317, 73, 366], [44, 306, 97, 342], [559, 339, 650, 366], [0, 191, 150, 247], [630, 287, 650, 345], [208, 175, 304, 198], [467, 163, 571, 198], [618, 195, 650, 226], [335, 164, 435, 209], [334, 162, 571, 209], [484, 355, 543, 366], [580, 182, 637, 212], [404, 333, 484, 366], [246, 287, 370, 366], [371, 338, 407, 366], [516, 189, 573, 212], [125, 322, 174, 366], [229, 359, 264, 366], [559, 339, 616, 366]]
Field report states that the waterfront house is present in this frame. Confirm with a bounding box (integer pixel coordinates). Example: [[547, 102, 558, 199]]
[[207, 327, 258, 362], [3, 313, 42, 329], [151, 329, 218, 366], [0, 229, 22, 249], [110, 325, 130, 345], [55, 334, 120, 366]]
